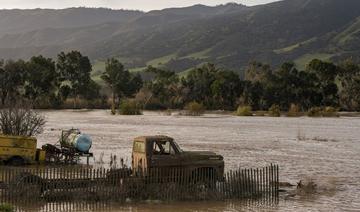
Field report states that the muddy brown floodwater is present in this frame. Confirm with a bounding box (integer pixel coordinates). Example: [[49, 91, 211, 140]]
[[34, 110, 360, 211]]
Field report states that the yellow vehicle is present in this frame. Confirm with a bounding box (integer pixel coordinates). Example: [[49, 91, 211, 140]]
[[0, 134, 46, 165]]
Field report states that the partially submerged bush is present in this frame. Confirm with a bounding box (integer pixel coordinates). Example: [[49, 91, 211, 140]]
[[307, 107, 323, 117], [268, 104, 281, 117], [254, 111, 266, 116], [287, 104, 301, 117], [322, 106, 339, 117], [119, 100, 142, 115], [184, 101, 205, 116], [0, 106, 46, 136], [110, 103, 116, 115], [162, 109, 172, 116], [308, 106, 339, 117], [297, 179, 317, 195], [236, 106, 253, 116], [0, 204, 14, 212]]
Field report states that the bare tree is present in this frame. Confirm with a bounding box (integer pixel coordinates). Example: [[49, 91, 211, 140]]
[[0, 106, 46, 137]]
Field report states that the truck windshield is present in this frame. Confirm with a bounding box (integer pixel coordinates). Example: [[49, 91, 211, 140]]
[[153, 140, 183, 155], [173, 141, 183, 153]]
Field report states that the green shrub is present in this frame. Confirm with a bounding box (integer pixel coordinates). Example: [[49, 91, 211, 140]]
[[236, 106, 253, 116], [322, 106, 339, 117], [307, 107, 323, 117], [184, 101, 205, 116], [0, 204, 14, 212], [287, 104, 301, 117], [268, 104, 281, 117], [119, 100, 142, 115]]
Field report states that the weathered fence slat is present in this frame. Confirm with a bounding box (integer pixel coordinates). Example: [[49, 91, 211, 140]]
[[0, 164, 279, 207]]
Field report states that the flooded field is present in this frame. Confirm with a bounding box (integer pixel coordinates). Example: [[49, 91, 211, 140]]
[[34, 110, 360, 211]]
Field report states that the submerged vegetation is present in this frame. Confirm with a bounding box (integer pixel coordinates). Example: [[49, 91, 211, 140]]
[[268, 105, 281, 117], [287, 104, 301, 117], [236, 106, 253, 116], [184, 101, 205, 116], [1, 51, 360, 114], [118, 100, 142, 115], [0, 204, 14, 212]]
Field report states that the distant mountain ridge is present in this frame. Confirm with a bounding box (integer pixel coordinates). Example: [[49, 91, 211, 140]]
[[0, 0, 360, 75], [0, 7, 143, 36]]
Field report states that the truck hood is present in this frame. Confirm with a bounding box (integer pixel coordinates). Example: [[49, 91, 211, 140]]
[[182, 151, 223, 160]]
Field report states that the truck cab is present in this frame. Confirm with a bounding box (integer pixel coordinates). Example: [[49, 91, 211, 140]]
[[0, 134, 46, 165], [132, 135, 224, 180]]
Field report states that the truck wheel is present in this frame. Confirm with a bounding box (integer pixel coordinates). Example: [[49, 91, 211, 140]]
[[7, 156, 25, 166]]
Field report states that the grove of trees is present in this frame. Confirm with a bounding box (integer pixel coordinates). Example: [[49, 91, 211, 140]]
[[1, 51, 360, 112]]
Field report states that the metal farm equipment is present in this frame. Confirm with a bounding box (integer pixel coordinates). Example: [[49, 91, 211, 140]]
[[42, 129, 93, 164]]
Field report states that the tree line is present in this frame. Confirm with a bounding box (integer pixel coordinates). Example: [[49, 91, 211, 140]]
[[1, 50, 360, 111]]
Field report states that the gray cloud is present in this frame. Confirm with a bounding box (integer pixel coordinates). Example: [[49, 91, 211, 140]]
[[0, 0, 279, 11]]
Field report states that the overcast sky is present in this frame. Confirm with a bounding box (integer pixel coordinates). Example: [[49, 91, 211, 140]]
[[0, 0, 279, 11]]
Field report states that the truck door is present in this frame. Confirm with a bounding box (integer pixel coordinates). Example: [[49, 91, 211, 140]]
[[150, 140, 179, 168], [132, 140, 147, 172]]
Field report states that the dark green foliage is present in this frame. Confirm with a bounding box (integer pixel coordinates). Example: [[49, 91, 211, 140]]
[[242, 62, 323, 111], [56, 51, 98, 108], [0, 51, 101, 109], [1, 48, 360, 112], [338, 59, 360, 111], [101, 58, 143, 107], [24, 56, 59, 106], [211, 70, 242, 110], [241, 81, 265, 111], [145, 66, 180, 108], [306, 59, 339, 106], [267, 62, 322, 110], [182, 63, 242, 110], [0, 60, 27, 105]]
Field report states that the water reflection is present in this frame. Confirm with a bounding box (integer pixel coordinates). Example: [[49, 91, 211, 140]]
[[7, 199, 282, 212]]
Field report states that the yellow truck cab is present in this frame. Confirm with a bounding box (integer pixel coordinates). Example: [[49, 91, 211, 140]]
[[0, 134, 46, 165]]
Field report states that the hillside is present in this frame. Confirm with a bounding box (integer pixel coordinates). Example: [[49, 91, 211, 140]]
[[0, 0, 360, 76]]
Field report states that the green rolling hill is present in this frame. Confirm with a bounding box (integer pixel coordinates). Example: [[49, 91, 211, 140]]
[[0, 0, 360, 78]]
